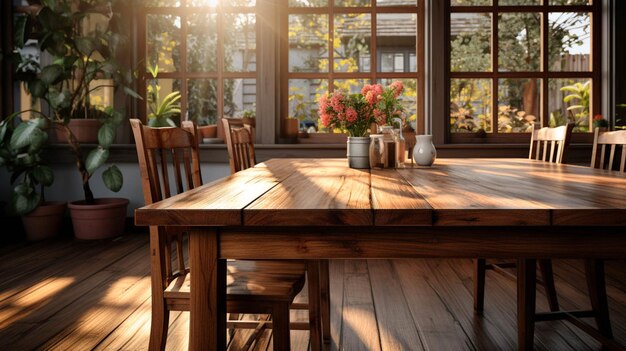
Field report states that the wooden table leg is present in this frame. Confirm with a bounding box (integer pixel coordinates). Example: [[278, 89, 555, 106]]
[[585, 259, 613, 340], [517, 259, 536, 351], [320, 259, 331, 344], [307, 260, 323, 351], [190, 228, 226, 351]]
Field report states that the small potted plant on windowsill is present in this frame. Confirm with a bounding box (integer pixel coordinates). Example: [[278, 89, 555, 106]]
[[592, 114, 609, 132], [11, 0, 139, 240], [241, 109, 256, 127]]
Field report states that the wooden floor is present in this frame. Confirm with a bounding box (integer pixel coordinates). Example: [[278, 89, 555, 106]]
[[0, 234, 625, 351]]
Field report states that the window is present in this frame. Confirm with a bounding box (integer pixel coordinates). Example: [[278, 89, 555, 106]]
[[282, 0, 424, 139], [140, 0, 257, 128], [447, 0, 600, 143]]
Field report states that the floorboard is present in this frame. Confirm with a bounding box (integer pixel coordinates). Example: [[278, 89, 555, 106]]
[[0, 234, 624, 351]]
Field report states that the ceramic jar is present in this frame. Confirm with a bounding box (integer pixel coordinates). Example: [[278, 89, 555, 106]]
[[347, 136, 371, 169], [412, 135, 437, 166]]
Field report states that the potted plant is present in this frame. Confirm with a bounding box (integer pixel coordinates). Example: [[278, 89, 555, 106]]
[[147, 63, 181, 128], [240, 109, 256, 127], [0, 116, 65, 241], [11, 0, 138, 239]]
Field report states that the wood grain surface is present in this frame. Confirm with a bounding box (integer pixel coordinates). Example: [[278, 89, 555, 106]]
[[136, 158, 626, 227]]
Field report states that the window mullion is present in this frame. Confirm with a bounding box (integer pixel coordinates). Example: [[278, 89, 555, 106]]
[[493, 4, 499, 135]]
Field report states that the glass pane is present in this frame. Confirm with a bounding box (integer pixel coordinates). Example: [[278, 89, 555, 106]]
[[144, 0, 181, 6], [498, 79, 540, 133], [148, 78, 182, 126], [289, 0, 328, 7], [188, 0, 255, 5], [377, 13, 416, 73], [500, 0, 541, 4], [224, 14, 257, 72], [377, 0, 417, 6], [616, 2, 626, 131], [335, 0, 370, 6], [289, 15, 329, 73], [378, 78, 418, 131], [334, 79, 369, 94], [498, 13, 541, 72], [334, 14, 371, 73], [549, 78, 591, 132], [188, 79, 217, 125], [450, 13, 492, 72], [450, 79, 492, 133], [89, 79, 114, 108], [549, 0, 590, 5], [549, 13, 591, 72], [451, 0, 492, 6], [147, 15, 181, 73], [187, 14, 217, 72], [224, 79, 257, 118], [289, 79, 329, 131]]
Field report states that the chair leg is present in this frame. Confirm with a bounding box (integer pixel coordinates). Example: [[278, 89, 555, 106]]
[[149, 300, 169, 351], [538, 259, 559, 312], [272, 303, 292, 351], [307, 260, 323, 351], [585, 259, 613, 339], [320, 259, 331, 344], [474, 259, 486, 314], [517, 259, 536, 351]]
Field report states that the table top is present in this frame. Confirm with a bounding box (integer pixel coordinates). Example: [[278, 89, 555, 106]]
[[134, 158, 626, 227]]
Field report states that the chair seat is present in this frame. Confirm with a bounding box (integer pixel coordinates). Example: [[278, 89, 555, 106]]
[[165, 260, 306, 303]]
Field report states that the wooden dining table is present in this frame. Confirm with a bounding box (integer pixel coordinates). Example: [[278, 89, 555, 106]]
[[134, 158, 626, 351]]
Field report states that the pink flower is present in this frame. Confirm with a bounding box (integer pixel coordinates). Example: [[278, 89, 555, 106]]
[[390, 80, 404, 97], [346, 108, 357, 123], [320, 113, 331, 127], [365, 91, 377, 105], [330, 91, 345, 113]]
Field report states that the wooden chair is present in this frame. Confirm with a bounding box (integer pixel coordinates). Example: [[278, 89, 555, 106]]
[[222, 118, 331, 349], [474, 124, 573, 315], [130, 119, 307, 351], [591, 127, 626, 172], [516, 127, 624, 350]]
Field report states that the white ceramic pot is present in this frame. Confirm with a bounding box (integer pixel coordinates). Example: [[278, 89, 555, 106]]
[[412, 135, 437, 166], [347, 136, 371, 169]]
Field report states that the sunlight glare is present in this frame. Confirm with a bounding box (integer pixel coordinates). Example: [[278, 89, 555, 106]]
[[198, 0, 218, 6]]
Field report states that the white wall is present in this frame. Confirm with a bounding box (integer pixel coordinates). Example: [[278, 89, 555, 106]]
[[0, 162, 232, 217]]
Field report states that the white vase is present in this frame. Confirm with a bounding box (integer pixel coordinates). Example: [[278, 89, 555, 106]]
[[412, 135, 436, 166], [347, 136, 371, 169]]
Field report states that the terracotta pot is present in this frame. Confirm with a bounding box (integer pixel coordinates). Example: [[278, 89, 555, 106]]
[[198, 124, 217, 138], [242, 117, 256, 127], [49, 119, 100, 144], [68, 198, 129, 240], [21, 202, 66, 241]]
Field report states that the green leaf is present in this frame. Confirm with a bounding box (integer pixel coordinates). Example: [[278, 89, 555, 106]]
[[85, 147, 109, 175], [563, 94, 582, 103], [0, 121, 8, 143], [102, 165, 123, 192], [14, 15, 29, 48], [28, 80, 47, 98], [12, 191, 41, 215], [98, 123, 116, 148], [10, 121, 44, 150], [123, 86, 142, 100], [40, 64, 64, 85], [33, 165, 55, 186], [76, 37, 95, 56]]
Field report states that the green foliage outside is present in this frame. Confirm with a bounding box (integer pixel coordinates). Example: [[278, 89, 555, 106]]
[[450, 2, 591, 133]]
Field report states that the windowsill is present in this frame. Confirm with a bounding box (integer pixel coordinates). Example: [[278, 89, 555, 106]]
[[42, 142, 594, 165]]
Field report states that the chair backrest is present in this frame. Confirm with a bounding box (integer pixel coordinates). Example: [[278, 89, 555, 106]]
[[528, 124, 573, 164], [222, 118, 256, 174], [591, 128, 626, 173], [131, 119, 202, 286], [130, 119, 202, 204]]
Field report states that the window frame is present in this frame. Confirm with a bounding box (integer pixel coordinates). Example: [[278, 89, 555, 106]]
[[445, 0, 602, 144], [137, 1, 258, 132], [279, 0, 426, 140]]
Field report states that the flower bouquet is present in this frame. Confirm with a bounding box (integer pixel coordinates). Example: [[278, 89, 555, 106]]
[[318, 81, 405, 168]]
